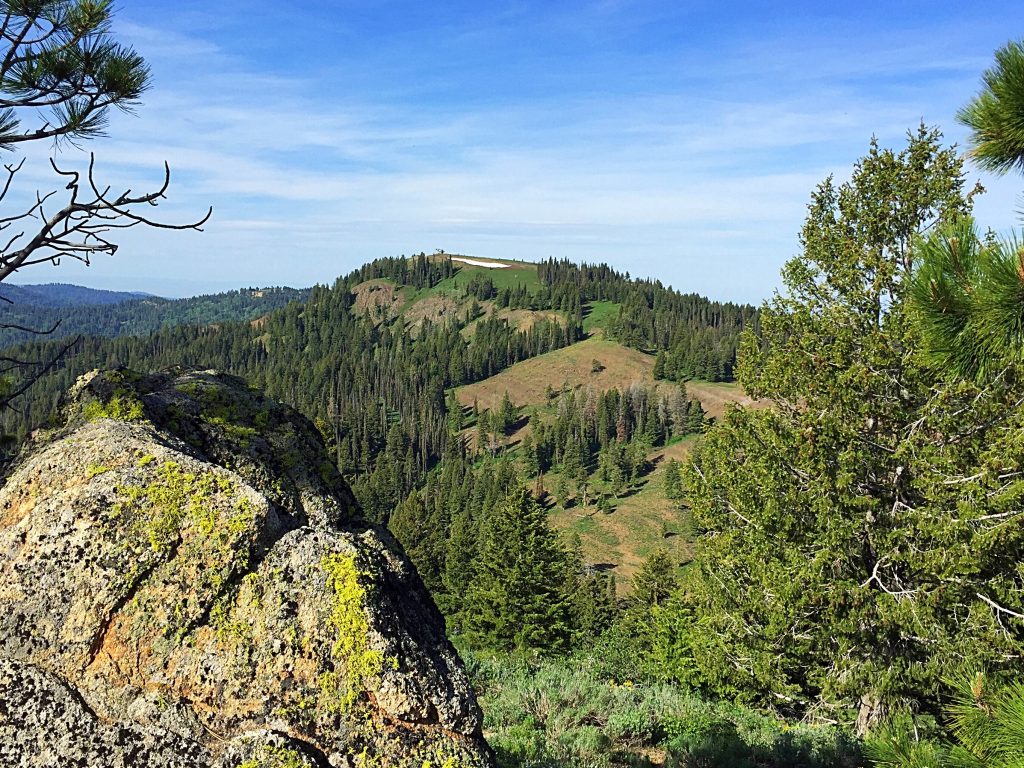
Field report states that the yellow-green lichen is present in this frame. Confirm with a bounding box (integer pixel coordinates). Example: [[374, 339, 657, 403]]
[[114, 461, 237, 555], [415, 741, 471, 768], [111, 459, 259, 646], [318, 553, 387, 714], [237, 745, 307, 768], [86, 463, 111, 478], [82, 390, 145, 422], [421, 759, 464, 768], [211, 571, 262, 647]]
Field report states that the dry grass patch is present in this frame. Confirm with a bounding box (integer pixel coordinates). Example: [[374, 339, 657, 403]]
[[403, 293, 461, 328], [545, 443, 697, 589], [685, 380, 762, 420], [456, 337, 656, 412], [351, 279, 405, 323]]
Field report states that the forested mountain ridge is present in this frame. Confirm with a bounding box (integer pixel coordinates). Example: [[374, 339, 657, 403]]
[[0, 285, 309, 347], [0, 253, 754, 595], [0, 282, 150, 307], [0, 253, 755, 447]]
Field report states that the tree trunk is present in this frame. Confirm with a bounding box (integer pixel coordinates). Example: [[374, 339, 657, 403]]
[[856, 692, 885, 737]]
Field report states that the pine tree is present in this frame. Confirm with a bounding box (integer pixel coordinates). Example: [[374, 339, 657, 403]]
[[685, 398, 705, 434], [663, 458, 682, 500], [461, 485, 572, 651], [910, 41, 1024, 382], [958, 39, 1024, 175]]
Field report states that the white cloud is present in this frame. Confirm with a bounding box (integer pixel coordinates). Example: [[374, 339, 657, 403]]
[[4, 6, 1017, 305]]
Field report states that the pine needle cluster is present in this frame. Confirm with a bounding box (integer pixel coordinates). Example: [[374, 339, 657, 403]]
[[910, 219, 1024, 381]]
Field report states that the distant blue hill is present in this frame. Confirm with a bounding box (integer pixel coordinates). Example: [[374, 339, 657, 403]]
[[0, 283, 310, 348], [0, 283, 157, 308]]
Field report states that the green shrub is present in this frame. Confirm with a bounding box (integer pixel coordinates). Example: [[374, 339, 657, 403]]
[[464, 647, 861, 768]]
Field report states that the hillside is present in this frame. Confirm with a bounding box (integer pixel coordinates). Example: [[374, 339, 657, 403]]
[[0, 282, 149, 307], [453, 330, 757, 585], [0, 285, 309, 347], [1, 254, 757, 593], [350, 256, 556, 337]]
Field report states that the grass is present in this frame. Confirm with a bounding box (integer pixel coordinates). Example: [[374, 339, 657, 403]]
[[582, 301, 621, 336], [433, 260, 542, 295], [456, 334, 756, 421], [542, 445, 696, 588], [683, 380, 760, 420], [456, 337, 657, 413]]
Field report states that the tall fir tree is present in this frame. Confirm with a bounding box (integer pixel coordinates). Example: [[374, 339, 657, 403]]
[[461, 485, 572, 651]]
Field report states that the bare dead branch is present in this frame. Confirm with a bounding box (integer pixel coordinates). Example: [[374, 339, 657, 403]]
[[0, 318, 60, 335], [0, 334, 79, 410], [0, 154, 211, 284], [977, 592, 1024, 621]]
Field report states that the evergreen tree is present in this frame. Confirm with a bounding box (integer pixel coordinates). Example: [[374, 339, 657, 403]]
[[686, 398, 705, 434], [679, 127, 1024, 728], [446, 389, 464, 433], [389, 492, 442, 592], [631, 551, 678, 609], [663, 459, 682, 500], [958, 39, 1024, 175], [462, 485, 572, 651], [910, 41, 1024, 382], [653, 350, 667, 379], [497, 390, 517, 434], [520, 432, 539, 478]]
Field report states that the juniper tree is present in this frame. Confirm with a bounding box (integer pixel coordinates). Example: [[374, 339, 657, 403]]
[[678, 127, 1024, 731]]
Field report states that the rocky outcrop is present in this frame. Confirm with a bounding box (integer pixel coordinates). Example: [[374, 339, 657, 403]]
[[0, 369, 493, 767]]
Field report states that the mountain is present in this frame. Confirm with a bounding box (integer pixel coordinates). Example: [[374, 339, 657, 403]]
[[0, 369, 493, 767], [0, 253, 757, 591], [0, 282, 150, 307], [0, 285, 310, 347]]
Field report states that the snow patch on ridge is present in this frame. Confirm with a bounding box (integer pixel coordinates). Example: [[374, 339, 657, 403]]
[[450, 257, 512, 269]]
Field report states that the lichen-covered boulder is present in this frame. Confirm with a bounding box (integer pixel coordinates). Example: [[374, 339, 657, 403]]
[[0, 369, 494, 767]]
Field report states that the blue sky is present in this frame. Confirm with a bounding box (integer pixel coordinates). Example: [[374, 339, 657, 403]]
[[9, 1, 1024, 302]]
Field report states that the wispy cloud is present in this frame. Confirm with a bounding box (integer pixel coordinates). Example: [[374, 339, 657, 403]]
[[11, 1, 1019, 302]]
